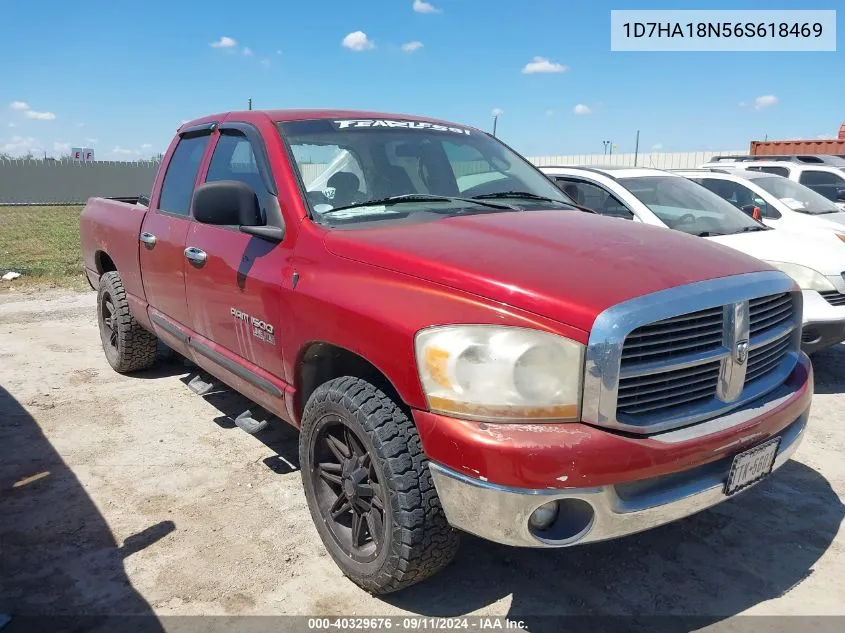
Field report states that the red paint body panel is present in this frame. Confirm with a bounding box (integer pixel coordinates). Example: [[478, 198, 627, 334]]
[[324, 211, 775, 333], [415, 355, 812, 489]]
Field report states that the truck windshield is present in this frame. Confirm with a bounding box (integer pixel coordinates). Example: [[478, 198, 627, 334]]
[[752, 176, 841, 215], [618, 176, 766, 236], [277, 118, 573, 224]]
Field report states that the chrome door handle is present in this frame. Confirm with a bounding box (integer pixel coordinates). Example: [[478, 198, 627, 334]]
[[139, 232, 157, 248], [184, 247, 208, 265]]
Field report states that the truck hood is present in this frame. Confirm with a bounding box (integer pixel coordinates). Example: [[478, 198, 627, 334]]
[[324, 211, 774, 332], [707, 229, 845, 276]]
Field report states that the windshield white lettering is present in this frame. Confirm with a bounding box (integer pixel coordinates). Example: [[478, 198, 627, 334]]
[[333, 119, 471, 135]]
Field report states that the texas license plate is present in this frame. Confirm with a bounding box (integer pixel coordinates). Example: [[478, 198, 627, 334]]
[[724, 437, 781, 496]]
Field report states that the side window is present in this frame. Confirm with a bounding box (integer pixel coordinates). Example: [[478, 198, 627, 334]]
[[697, 178, 780, 219], [158, 134, 210, 215], [206, 132, 266, 195], [799, 170, 842, 186], [748, 166, 790, 178], [555, 178, 633, 220], [799, 170, 845, 202]]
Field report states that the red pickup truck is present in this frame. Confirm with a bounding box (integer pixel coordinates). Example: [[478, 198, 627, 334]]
[[80, 110, 813, 594]]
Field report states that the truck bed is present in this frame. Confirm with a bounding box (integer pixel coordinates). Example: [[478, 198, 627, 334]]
[[79, 196, 148, 299]]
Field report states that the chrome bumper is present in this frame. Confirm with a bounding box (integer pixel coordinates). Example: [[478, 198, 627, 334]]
[[429, 416, 807, 548]]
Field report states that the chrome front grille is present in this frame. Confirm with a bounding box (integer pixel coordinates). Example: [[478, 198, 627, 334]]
[[749, 293, 793, 337], [620, 307, 723, 367], [746, 332, 792, 384], [583, 272, 802, 435], [617, 360, 721, 417], [819, 290, 845, 306]]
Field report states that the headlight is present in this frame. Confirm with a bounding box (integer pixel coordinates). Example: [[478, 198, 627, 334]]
[[414, 325, 584, 421], [763, 261, 835, 291]]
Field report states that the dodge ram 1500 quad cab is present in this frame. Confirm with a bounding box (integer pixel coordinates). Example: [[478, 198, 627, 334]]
[[80, 110, 813, 594]]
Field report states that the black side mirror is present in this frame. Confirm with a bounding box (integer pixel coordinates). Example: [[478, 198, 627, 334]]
[[193, 180, 262, 227], [836, 188, 845, 202]]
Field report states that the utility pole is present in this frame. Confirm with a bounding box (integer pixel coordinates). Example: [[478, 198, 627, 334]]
[[634, 130, 640, 166], [248, 98, 253, 111], [492, 114, 498, 137]]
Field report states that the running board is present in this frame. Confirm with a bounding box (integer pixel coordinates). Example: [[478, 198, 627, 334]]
[[186, 374, 217, 396]]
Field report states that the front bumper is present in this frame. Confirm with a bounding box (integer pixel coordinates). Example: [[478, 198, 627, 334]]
[[419, 353, 812, 548], [801, 287, 845, 354]]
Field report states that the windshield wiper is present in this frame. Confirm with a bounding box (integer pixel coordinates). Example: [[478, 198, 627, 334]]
[[472, 190, 596, 214], [733, 225, 770, 233], [322, 194, 512, 216], [692, 231, 726, 237], [472, 191, 567, 204]]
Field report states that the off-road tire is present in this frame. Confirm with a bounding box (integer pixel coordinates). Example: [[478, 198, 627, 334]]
[[300, 376, 460, 594], [97, 271, 158, 373]]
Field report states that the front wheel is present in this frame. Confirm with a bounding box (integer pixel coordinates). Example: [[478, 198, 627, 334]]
[[300, 377, 459, 594]]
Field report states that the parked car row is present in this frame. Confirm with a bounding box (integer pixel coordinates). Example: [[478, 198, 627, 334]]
[[539, 164, 845, 355], [79, 110, 818, 594]]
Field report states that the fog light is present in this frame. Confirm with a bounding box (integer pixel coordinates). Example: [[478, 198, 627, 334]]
[[528, 501, 559, 530]]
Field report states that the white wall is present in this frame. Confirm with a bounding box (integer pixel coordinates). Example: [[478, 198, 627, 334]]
[[526, 150, 747, 170]]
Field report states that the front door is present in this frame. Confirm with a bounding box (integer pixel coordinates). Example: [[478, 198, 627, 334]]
[[140, 131, 212, 328], [184, 124, 292, 416]]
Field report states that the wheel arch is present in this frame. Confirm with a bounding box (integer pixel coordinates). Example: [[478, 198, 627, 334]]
[[293, 341, 413, 424]]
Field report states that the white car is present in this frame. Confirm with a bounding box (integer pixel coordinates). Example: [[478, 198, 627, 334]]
[[673, 168, 845, 244], [540, 165, 845, 354], [697, 159, 845, 211]]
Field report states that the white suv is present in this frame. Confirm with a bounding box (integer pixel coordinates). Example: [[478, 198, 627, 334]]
[[674, 168, 845, 243], [698, 159, 845, 210], [539, 165, 845, 354]]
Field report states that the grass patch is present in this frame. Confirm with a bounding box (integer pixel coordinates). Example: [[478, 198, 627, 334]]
[[0, 205, 88, 289]]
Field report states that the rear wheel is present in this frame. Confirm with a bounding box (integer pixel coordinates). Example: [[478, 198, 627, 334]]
[[300, 377, 459, 594], [97, 271, 158, 373]]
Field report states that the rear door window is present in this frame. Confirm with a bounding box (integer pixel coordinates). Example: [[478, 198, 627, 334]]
[[799, 170, 845, 201], [158, 135, 210, 216]]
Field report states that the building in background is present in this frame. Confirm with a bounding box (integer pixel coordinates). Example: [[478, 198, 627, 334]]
[[71, 147, 96, 162]]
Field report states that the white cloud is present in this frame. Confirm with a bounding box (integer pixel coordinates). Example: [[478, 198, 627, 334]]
[[817, 134, 836, 140], [210, 36, 237, 48], [276, 49, 282, 55], [738, 101, 747, 108], [141, 143, 152, 149], [1, 135, 41, 155], [491, 108, 504, 117], [8, 122, 15, 128], [260, 57, 271, 67], [85, 138, 99, 145], [755, 95, 778, 109], [573, 104, 591, 115], [53, 142, 71, 155], [651, 143, 664, 150], [242, 47, 253, 56], [522, 56, 568, 74], [10, 101, 30, 111], [413, 0, 440, 14], [545, 109, 557, 116], [342, 31, 375, 51], [24, 110, 56, 120], [112, 146, 141, 156], [401, 41, 424, 53]]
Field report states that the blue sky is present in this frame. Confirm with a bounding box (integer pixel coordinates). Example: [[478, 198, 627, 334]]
[[1, 0, 843, 160]]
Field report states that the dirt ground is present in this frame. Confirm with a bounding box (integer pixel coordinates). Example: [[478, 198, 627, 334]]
[[2, 288, 844, 630]]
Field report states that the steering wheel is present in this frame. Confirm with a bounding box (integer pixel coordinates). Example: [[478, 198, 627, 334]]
[[674, 213, 696, 225]]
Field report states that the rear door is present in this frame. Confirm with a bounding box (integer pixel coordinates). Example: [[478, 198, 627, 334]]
[[139, 126, 213, 329], [183, 122, 292, 412]]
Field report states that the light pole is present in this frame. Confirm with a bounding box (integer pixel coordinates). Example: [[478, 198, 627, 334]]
[[602, 140, 612, 155]]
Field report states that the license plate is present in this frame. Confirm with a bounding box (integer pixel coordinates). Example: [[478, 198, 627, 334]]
[[724, 437, 781, 496]]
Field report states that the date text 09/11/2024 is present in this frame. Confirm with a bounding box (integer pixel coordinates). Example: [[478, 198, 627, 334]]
[[307, 618, 528, 630], [622, 22, 824, 39]]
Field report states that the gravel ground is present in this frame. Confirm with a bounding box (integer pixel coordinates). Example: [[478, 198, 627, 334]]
[[1, 288, 844, 632]]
